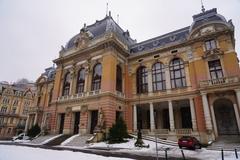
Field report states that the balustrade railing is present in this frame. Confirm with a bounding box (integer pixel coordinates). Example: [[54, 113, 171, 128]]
[[200, 76, 239, 88], [175, 128, 193, 135], [57, 90, 125, 102]]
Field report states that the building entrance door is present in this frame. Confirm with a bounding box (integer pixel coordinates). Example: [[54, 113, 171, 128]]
[[73, 112, 80, 134], [59, 113, 65, 134], [180, 107, 192, 128], [90, 110, 98, 134], [214, 99, 239, 135]]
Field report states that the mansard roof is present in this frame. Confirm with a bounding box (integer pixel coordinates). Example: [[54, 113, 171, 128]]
[[62, 8, 232, 55], [130, 8, 232, 54], [190, 8, 227, 32], [37, 66, 56, 83], [65, 14, 136, 50], [130, 26, 190, 54]]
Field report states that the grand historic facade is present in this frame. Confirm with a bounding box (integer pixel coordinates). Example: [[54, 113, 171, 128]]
[[0, 82, 35, 139], [31, 8, 240, 144]]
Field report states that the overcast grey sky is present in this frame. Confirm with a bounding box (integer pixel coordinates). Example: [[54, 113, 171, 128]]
[[0, 0, 239, 83]]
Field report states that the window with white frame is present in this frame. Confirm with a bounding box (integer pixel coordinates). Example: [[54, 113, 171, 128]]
[[208, 59, 224, 79], [205, 39, 217, 51], [170, 58, 186, 88], [0, 117, 4, 124], [0, 106, 7, 113], [152, 62, 166, 91]]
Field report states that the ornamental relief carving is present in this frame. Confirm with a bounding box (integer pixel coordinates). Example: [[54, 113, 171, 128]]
[[74, 29, 93, 49], [203, 48, 224, 60]]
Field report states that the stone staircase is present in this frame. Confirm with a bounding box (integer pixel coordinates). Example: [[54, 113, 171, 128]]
[[207, 135, 240, 150], [29, 135, 58, 145], [44, 134, 72, 146], [62, 134, 93, 147], [130, 133, 178, 147]]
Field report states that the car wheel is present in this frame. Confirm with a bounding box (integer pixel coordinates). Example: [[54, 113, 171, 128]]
[[179, 145, 182, 149], [196, 144, 201, 149]]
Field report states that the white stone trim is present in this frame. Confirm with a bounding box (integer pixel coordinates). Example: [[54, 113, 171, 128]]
[[91, 55, 102, 61], [64, 65, 73, 70], [76, 60, 87, 66]]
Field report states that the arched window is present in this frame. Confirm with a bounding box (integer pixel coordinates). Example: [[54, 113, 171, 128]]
[[76, 68, 85, 93], [152, 62, 166, 91], [170, 58, 186, 88], [62, 72, 71, 96], [136, 66, 148, 93], [91, 63, 102, 91], [116, 65, 122, 92]]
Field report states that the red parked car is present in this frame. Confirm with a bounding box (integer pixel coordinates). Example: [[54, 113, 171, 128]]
[[178, 136, 202, 150]]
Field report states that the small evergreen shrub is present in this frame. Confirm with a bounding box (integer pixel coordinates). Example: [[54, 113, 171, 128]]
[[27, 124, 41, 137], [108, 117, 129, 144]]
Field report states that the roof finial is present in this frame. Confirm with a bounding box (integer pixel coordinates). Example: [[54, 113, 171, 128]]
[[201, 0, 205, 12], [106, 3, 108, 16], [117, 14, 119, 24]]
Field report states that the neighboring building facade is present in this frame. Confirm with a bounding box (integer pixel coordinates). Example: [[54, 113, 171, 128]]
[[25, 67, 56, 135], [0, 82, 35, 139], [34, 8, 240, 144]]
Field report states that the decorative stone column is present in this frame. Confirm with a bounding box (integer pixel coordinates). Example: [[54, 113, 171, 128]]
[[201, 92, 213, 130], [189, 98, 197, 131], [133, 104, 137, 132], [233, 103, 240, 133], [24, 115, 30, 132], [165, 67, 171, 90], [149, 102, 155, 131], [210, 104, 218, 136], [40, 113, 45, 129], [34, 113, 38, 125], [185, 64, 191, 87], [147, 69, 153, 93], [168, 100, 175, 131], [69, 69, 75, 95], [84, 70, 89, 93], [234, 89, 240, 111]]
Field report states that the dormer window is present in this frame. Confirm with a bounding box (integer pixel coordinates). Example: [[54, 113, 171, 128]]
[[205, 39, 216, 51]]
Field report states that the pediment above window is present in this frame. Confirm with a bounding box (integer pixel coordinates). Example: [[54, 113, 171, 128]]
[[203, 48, 224, 60]]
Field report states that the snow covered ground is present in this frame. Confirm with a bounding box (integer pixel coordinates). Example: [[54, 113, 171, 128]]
[[0, 137, 239, 160], [0, 145, 133, 160], [87, 138, 239, 160]]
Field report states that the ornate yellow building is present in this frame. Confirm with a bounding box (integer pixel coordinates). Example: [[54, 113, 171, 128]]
[[33, 8, 240, 144], [0, 82, 35, 139]]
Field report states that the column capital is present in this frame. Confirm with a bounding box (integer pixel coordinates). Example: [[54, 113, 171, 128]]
[[189, 97, 194, 101], [200, 91, 208, 96], [234, 88, 240, 92]]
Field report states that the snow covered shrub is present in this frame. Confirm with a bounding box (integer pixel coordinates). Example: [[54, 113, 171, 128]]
[[108, 117, 129, 143], [27, 124, 41, 138]]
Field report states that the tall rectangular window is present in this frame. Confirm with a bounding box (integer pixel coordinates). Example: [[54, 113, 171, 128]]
[[208, 60, 223, 79], [205, 39, 216, 51], [0, 117, 4, 124]]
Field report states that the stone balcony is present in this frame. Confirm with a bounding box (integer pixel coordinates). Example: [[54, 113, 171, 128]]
[[0, 111, 18, 117], [28, 106, 43, 113], [199, 76, 240, 88], [0, 123, 7, 128], [57, 90, 125, 102]]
